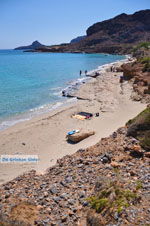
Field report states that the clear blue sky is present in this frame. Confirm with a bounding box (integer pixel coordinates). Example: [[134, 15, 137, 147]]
[[0, 0, 149, 49]]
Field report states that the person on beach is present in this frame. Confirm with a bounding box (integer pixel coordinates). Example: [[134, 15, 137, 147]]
[[119, 75, 124, 94], [80, 70, 82, 76]]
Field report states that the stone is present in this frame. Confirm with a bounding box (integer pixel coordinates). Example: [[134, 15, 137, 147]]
[[68, 199, 75, 205], [65, 176, 73, 183], [61, 215, 68, 222], [53, 197, 61, 203], [49, 186, 58, 194], [101, 154, 111, 164], [144, 152, 150, 158], [60, 193, 68, 199], [111, 161, 120, 168], [79, 191, 86, 198]]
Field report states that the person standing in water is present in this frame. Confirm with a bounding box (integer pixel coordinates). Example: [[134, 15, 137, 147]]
[[80, 70, 82, 76], [85, 70, 87, 76]]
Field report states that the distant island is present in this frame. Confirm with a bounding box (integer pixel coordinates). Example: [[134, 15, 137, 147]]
[[16, 9, 150, 55], [14, 40, 45, 50]]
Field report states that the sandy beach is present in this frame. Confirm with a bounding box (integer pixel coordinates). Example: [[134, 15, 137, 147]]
[[0, 59, 146, 184]]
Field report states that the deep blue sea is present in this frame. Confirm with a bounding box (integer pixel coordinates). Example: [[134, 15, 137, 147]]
[[0, 50, 125, 130]]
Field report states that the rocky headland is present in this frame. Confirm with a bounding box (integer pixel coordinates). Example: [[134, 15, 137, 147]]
[[14, 41, 45, 50]]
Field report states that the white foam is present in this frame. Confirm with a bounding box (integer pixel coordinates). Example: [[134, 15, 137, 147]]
[[0, 98, 77, 131]]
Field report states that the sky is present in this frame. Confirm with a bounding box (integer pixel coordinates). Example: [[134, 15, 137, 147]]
[[0, 0, 149, 49]]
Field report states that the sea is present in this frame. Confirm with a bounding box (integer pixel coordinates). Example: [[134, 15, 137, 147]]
[[0, 50, 125, 130]]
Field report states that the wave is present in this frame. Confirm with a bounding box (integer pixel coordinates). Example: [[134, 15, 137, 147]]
[[0, 98, 77, 131]]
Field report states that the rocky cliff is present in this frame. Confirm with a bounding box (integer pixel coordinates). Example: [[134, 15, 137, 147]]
[[68, 9, 150, 54], [120, 42, 150, 103]]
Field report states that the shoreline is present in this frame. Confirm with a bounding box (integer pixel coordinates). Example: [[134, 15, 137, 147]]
[[0, 55, 127, 132], [0, 57, 146, 185]]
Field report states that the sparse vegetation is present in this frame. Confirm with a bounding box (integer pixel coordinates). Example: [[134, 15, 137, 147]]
[[133, 42, 150, 52], [88, 180, 140, 215], [136, 180, 143, 190], [127, 107, 150, 151], [139, 57, 150, 72]]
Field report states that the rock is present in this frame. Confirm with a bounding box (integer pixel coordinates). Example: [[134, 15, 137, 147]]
[[60, 193, 68, 199], [117, 127, 127, 135], [111, 161, 120, 168], [61, 215, 68, 222], [68, 199, 75, 205], [130, 145, 144, 158], [101, 154, 111, 164], [79, 191, 86, 198], [112, 132, 117, 138], [144, 152, 150, 158], [65, 176, 73, 183], [81, 201, 89, 207], [49, 186, 58, 194], [53, 196, 61, 203]]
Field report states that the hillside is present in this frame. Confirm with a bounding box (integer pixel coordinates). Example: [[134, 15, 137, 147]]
[[0, 107, 150, 225], [32, 9, 150, 54], [68, 9, 150, 54], [70, 36, 86, 44]]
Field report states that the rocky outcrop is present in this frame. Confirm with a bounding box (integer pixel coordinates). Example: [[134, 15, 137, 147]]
[[14, 41, 45, 50], [121, 43, 150, 103]]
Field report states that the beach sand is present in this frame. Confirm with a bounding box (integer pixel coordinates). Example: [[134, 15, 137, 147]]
[[0, 59, 146, 184]]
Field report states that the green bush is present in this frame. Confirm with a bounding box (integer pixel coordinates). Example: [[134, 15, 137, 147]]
[[133, 42, 150, 52], [127, 107, 150, 151], [88, 180, 140, 214]]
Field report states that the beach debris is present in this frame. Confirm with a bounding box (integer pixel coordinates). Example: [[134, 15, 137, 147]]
[[86, 71, 100, 78], [72, 112, 93, 120], [95, 112, 99, 117], [66, 130, 95, 143], [67, 130, 80, 136], [72, 114, 86, 120]]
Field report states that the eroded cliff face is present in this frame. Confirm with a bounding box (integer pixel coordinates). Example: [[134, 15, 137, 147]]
[[121, 52, 150, 103], [69, 9, 150, 54]]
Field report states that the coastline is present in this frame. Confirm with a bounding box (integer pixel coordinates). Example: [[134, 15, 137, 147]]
[[0, 55, 126, 131], [0, 57, 146, 185]]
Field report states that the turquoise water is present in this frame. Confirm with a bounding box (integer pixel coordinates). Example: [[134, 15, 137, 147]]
[[0, 50, 125, 129]]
